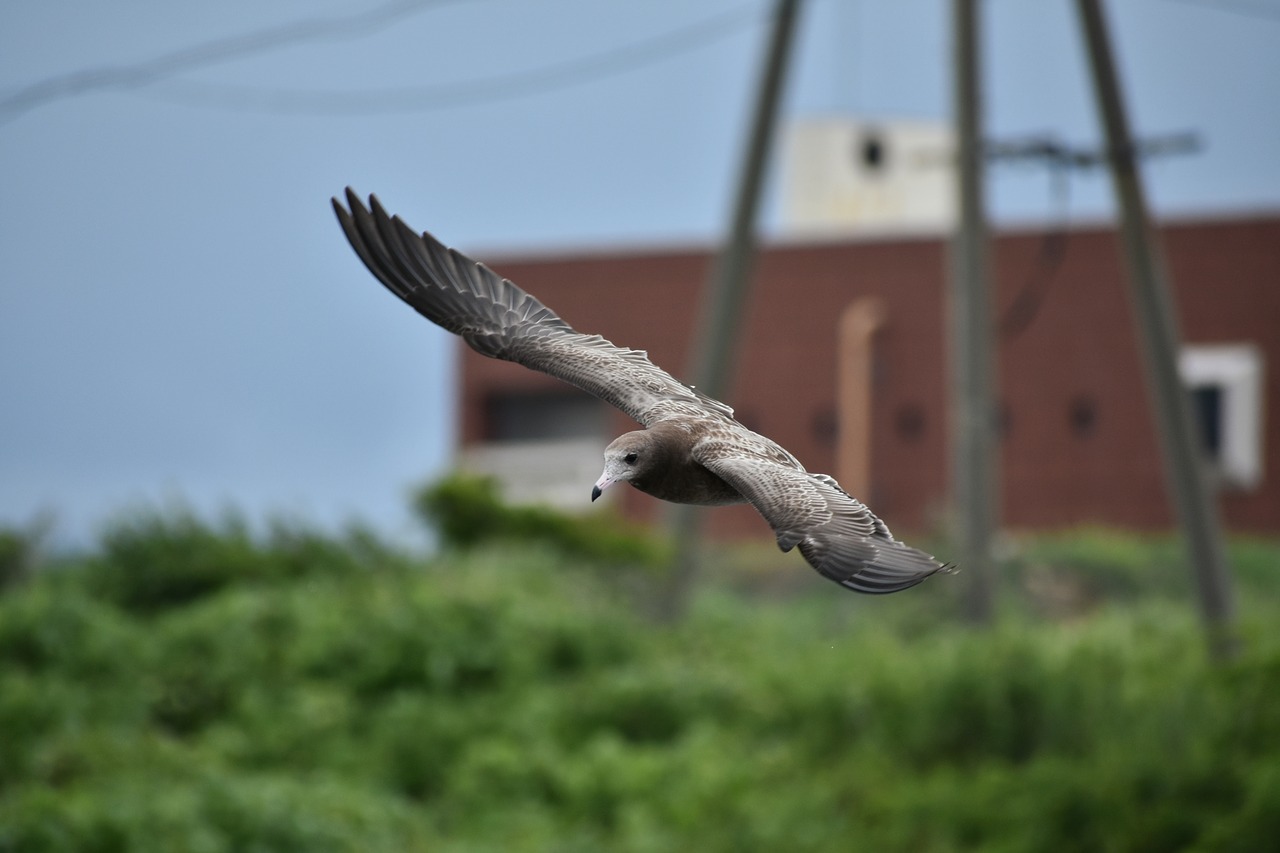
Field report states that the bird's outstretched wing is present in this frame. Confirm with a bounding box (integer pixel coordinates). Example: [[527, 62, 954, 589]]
[[335, 189, 952, 594], [333, 189, 734, 427], [693, 437, 952, 593]]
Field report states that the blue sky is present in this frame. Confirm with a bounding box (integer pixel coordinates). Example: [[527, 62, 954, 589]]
[[2, 0, 1277, 547]]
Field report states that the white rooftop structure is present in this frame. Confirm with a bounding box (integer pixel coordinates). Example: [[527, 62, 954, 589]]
[[780, 117, 955, 237]]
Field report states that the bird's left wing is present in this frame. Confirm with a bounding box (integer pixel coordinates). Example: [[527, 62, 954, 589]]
[[693, 435, 951, 594], [333, 189, 735, 428]]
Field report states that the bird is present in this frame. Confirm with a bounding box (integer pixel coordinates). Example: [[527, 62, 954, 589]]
[[332, 189, 953, 594]]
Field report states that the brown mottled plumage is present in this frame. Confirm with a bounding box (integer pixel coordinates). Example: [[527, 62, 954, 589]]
[[333, 189, 953, 594]]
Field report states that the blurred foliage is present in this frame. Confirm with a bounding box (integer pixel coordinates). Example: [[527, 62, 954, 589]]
[[414, 473, 670, 569], [1, 487, 1279, 851], [0, 514, 52, 591]]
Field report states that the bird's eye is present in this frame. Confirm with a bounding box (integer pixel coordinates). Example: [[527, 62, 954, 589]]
[[623, 452, 638, 465]]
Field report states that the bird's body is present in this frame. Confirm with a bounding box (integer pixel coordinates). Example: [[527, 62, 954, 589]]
[[333, 189, 953, 594], [603, 422, 746, 507]]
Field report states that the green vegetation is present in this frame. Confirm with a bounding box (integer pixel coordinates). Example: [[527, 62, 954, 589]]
[[416, 474, 669, 569], [2, 482, 1278, 851]]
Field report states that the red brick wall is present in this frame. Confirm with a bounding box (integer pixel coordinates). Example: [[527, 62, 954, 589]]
[[459, 215, 1280, 536]]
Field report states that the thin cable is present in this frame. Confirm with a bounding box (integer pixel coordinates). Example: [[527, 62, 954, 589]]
[[0, 0, 467, 124], [136, 5, 764, 116], [997, 160, 1071, 341], [1159, 0, 1280, 22], [990, 130, 1199, 341]]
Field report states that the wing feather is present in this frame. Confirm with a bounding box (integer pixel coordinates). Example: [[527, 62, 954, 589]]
[[694, 438, 951, 594], [333, 189, 733, 427]]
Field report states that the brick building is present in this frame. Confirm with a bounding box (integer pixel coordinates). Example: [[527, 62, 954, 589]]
[[454, 212, 1279, 538]]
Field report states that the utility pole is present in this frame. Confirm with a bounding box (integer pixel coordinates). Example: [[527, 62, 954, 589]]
[[1074, 0, 1237, 660], [688, 0, 803, 397], [660, 0, 803, 619], [949, 0, 998, 623]]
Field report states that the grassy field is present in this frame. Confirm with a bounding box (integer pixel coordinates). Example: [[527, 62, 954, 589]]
[[1, 488, 1278, 852]]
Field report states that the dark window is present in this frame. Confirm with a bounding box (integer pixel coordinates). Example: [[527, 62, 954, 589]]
[[811, 407, 837, 446], [859, 132, 886, 171], [893, 403, 926, 443], [484, 391, 607, 442], [1191, 385, 1223, 457], [1068, 395, 1098, 439]]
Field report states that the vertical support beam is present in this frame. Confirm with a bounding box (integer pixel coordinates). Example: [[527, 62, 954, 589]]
[[660, 0, 804, 619], [1075, 0, 1237, 660], [837, 298, 887, 500], [688, 0, 804, 397], [949, 0, 998, 623]]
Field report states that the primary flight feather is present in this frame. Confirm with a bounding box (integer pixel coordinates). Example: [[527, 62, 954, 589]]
[[333, 188, 952, 594]]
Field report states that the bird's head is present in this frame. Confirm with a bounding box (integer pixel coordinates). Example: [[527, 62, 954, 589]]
[[591, 432, 650, 501]]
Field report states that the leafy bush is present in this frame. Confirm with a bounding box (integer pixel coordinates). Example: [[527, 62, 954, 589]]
[[0, 769, 435, 853], [85, 511, 401, 615], [414, 473, 669, 568], [87, 511, 269, 612], [0, 527, 32, 590], [1, 506, 1279, 852], [1002, 526, 1188, 605]]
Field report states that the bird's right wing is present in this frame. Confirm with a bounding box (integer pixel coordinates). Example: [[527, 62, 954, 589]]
[[693, 434, 952, 594], [333, 189, 734, 428]]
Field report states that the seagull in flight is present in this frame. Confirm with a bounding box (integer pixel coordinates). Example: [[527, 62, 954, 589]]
[[333, 189, 953, 594]]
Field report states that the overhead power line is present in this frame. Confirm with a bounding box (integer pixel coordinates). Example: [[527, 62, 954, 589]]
[[986, 131, 1201, 171], [1, 3, 764, 123], [0, 0, 468, 124], [139, 6, 764, 116], [1161, 0, 1280, 22], [986, 131, 1201, 341]]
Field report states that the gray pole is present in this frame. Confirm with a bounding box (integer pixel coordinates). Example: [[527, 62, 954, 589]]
[[689, 0, 802, 396], [661, 0, 803, 618], [950, 0, 998, 623], [1075, 0, 1237, 660]]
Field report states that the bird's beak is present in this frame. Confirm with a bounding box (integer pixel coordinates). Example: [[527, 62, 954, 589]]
[[591, 473, 614, 502]]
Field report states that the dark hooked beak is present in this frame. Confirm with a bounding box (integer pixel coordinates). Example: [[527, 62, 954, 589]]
[[592, 472, 614, 502]]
